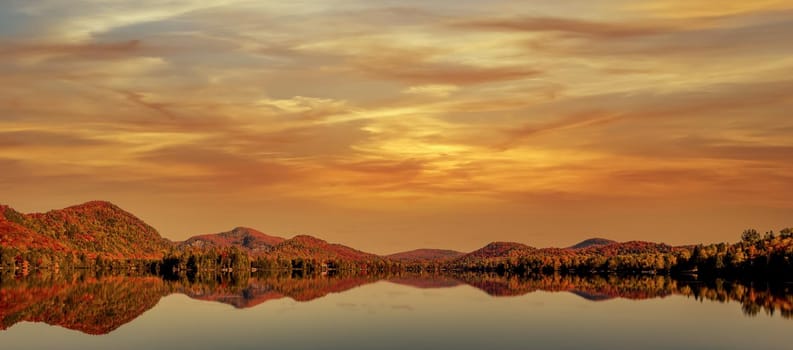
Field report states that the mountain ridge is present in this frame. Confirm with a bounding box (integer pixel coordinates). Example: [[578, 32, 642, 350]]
[[180, 227, 285, 256], [0, 200, 740, 269], [569, 238, 617, 249], [386, 249, 465, 262]]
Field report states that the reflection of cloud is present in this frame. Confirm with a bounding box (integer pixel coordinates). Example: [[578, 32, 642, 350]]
[[337, 302, 358, 310], [391, 304, 414, 311]]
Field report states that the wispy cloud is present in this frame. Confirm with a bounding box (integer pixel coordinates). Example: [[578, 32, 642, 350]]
[[1, 0, 791, 250]]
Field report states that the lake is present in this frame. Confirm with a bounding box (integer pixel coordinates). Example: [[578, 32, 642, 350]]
[[1, 272, 791, 350]]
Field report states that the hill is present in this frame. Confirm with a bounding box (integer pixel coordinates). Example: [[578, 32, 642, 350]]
[[1, 201, 171, 260], [386, 249, 464, 262], [569, 238, 617, 249], [181, 227, 285, 256], [1, 205, 69, 252], [578, 241, 673, 255], [461, 242, 535, 260], [270, 235, 380, 262]]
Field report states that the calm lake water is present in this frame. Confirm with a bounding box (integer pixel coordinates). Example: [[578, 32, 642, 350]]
[[1, 272, 791, 350]]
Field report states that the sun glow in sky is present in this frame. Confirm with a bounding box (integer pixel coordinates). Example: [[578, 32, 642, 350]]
[[1, 0, 792, 253]]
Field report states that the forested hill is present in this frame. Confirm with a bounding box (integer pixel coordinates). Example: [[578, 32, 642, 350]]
[[386, 249, 464, 262], [1, 201, 171, 261], [180, 227, 285, 256], [569, 238, 617, 249], [1, 201, 792, 278]]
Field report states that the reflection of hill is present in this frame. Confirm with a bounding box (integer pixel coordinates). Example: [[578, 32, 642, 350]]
[[0, 271, 382, 334], [387, 272, 793, 318], [0, 272, 168, 334], [448, 273, 678, 300], [386, 275, 462, 289], [176, 279, 285, 309], [171, 272, 380, 307], [2, 272, 792, 335], [568, 290, 615, 301]]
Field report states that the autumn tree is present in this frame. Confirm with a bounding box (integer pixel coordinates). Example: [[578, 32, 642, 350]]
[[741, 229, 761, 244]]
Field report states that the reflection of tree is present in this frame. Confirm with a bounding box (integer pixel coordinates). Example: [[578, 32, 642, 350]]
[[0, 270, 168, 334], [170, 270, 381, 307], [462, 273, 793, 318], [392, 272, 793, 318], [0, 270, 383, 334], [678, 279, 793, 319], [2, 271, 792, 336]]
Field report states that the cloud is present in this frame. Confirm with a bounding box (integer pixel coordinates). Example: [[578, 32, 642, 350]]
[[354, 53, 540, 85], [0, 130, 112, 148], [402, 84, 460, 97], [1, 0, 792, 248], [455, 16, 676, 38], [135, 144, 304, 187], [499, 111, 622, 149], [0, 39, 149, 60], [256, 96, 351, 120], [524, 13, 793, 58], [626, 0, 793, 18]]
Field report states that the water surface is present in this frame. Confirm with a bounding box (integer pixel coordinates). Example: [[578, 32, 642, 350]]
[[1, 272, 791, 350]]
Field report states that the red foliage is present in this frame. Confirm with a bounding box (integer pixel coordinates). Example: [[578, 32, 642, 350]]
[[181, 227, 285, 256], [386, 249, 464, 262], [270, 235, 380, 262], [0, 201, 170, 260], [463, 241, 535, 259]]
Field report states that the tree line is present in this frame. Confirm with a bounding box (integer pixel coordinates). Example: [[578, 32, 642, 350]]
[[2, 228, 792, 280], [441, 228, 793, 279]]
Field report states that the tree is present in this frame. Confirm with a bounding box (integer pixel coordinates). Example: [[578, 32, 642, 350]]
[[0, 247, 5, 269], [741, 229, 761, 244]]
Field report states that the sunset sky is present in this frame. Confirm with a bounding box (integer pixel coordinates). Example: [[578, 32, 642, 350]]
[[1, 0, 792, 253]]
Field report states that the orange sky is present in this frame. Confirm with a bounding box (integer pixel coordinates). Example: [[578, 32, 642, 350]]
[[1, 0, 792, 254]]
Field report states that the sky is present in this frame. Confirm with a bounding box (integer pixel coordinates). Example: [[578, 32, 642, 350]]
[[1, 0, 792, 254]]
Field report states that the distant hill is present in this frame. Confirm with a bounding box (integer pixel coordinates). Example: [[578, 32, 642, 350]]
[[181, 227, 285, 256], [3, 199, 772, 277], [460, 241, 535, 260], [580, 240, 674, 255], [386, 249, 464, 262], [270, 235, 379, 262], [1, 201, 381, 265], [569, 238, 617, 249], [1, 201, 171, 259]]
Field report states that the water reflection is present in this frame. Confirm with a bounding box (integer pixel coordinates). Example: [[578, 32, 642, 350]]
[[1, 270, 792, 335]]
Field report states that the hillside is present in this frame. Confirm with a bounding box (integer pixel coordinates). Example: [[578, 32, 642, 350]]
[[1, 201, 171, 260], [181, 227, 285, 256], [461, 242, 535, 260], [3, 200, 790, 277], [578, 241, 673, 255], [386, 249, 464, 262], [270, 235, 379, 262], [1, 205, 69, 252], [569, 238, 617, 249]]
